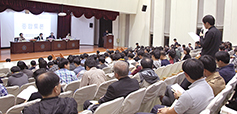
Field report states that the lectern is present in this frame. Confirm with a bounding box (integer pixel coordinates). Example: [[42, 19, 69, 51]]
[[103, 35, 114, 49]]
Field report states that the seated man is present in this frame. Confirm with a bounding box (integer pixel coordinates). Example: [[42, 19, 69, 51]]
[[138, 59, 214, 114], [73, 57, 85, 75], [160, 51, 170, 66], [54, 58, 78, 84], [199, 55, 226, 96], [133, 58, 160, 88], [17, 61, 33, 78], [84, 61, 139, 112], [8, 66, 28, 87], [29, 60, 37, 72], [23, 72, 77, 114], [151, 50, 161, 69], [80, 58, 107, 87], [97, 56, 108, 69], [215, 51, 236, 84]]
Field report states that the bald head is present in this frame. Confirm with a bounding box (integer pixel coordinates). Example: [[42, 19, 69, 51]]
[[36, 72, 60, 97], [113, 61, 129, 77]]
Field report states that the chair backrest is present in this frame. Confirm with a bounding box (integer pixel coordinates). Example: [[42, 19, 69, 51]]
[[73, 84, 97, 111], [164, 75, 177, 85], [19, 82, 36, 93], [61, 83, 66, 89], [28, 78, 35, 83], [155, 67, 165, 79], [226, 74, 237, 88], [0, 94, 15, 114], [0, 68, 10, 74], [142, 81, 166, 104], [59, 91, 73, 98], [94, 97, 124, 114], [6, 99, 41, 114], [94, 79, 118, 100], [168, 62, 179, 76], [160, 64, 172, 78], [119, 88, 146, 114], [6, 86, 19, 97], [1, 77, 8, 86], [102, 67, 112, 74], [175, 61, 184, 73], [175, 72, 185, 85], [206, 86, 233, 114], [63, 80, 81, 92]]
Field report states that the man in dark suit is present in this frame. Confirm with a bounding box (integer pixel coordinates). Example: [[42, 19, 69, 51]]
[[47, 32, 55, 39], [83, 61, 139, 112], [200, 15, 222, 57]]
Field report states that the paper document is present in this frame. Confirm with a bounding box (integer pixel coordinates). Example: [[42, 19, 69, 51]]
[[188, 32, 200, 42], [171, 83, 185, 94], [17, 85, 38, 100]]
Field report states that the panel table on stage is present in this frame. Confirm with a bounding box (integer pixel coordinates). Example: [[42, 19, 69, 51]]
[[51, 40, 67, 51], [66, 40, 80, 50], [34, 41, 51, 52], [10, 42, 33, 54]]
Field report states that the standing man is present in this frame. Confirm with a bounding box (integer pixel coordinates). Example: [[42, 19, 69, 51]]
[[200, 15, 222, 57]]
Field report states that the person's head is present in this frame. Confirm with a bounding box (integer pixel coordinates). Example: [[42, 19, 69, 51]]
[[127, 53, 134, 60], [73, 58, 81, 67], [39, 60, 47, 69], [113, 61, 129, 79], [202, 15, 215, 29], [50, 32, 54, 36], [33, 68, 47, 79], [182, 59, 204, 82], [114, 54, 121, 60], [47, 62, 54, 68], [184, 47, 190, 55], [160, 50, 166, 60], [136, 43, 139, 46], [215, 51, 230, 67], [168, 49, 176, 59], [67, 55, 74, 63], [96, 50, 100, 55], [17, 61, 27, 70], [182, 45, 186, 49], [38, 57, 44, 63], [85, 58, 96, 70], [99, 57, 105, 64], [58, 58, 69, 69], [47, 55, 53, 61], [83, 53, 89, 58], [219, 44, 225, 51], [39, 33, 43, 36], [188, 43, 191, 47], [173, 38, 177, 42], [30, 60, 36, 66], [19, 33, 23, 37], [6, 58, 11, 62], [195, 41, 200, 47], [151, 50, 160, 60], [137, 50, 145, 59], [199, 55, 216, 77], [104, 53, 109, 58], [10, 66, 21, 73], [105, 30, 108, 33], [36, 72, 61, 98], [141, 57, 153, 69]]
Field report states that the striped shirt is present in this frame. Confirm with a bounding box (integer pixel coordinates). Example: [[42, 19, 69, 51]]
[[54, 68, 78, 84]]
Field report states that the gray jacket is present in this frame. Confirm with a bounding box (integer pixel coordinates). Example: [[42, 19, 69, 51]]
[[8, 72, 28, 87]]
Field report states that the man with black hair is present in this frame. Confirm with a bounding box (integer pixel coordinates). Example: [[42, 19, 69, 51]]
[[173, 38, 179, 46], [200, 15, 222, 57], [104, 53, 112, 64], [151, 50, 161, 68], [29, 60, 37, 71], [160, 51, 170, 66], [47, 55, 53, 62], [49, 60, 59, 72], [188, 43, 193, 50], [215, 51, 236, 84], [81, 53, 88, 65], [133, 58, 159, 88], [67, 55, 76, 71], [199, 55, 225, 96], [97, 57, 108, 69], [23, 72, 77, 114], [39, 60, 48, 70], [54, 58, 78, 84], [195, 41, 201, 49], [139, 59, 214, 114], [168, 49, 179, 64], [8, 66, 28, 87], [80, 58, 106, 87], [219, 44, 225, 51], [182, 47, 191, 60], [73, 57, 85, 75], [17, 61, 33, 78]]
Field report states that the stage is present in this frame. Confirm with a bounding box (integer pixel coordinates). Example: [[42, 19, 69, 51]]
[[0, 45, 121, 62]]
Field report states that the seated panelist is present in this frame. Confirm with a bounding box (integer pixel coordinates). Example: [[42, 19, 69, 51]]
[[15, 33, 25, 42], [35, 33, 43, 40], [47, 32, 55, 39]]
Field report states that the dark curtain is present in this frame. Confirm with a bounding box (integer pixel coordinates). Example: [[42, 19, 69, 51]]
[[57, 15, 71, 39]]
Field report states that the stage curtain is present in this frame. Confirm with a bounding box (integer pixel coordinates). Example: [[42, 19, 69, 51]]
[[0, 0, 119, 21], [57, 14, 71, 39]]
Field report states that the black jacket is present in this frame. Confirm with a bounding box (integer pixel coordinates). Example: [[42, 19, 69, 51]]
[[98, 76, 139, 104], [200, 26, 221, 57], [23, 97, 77, 114], [139, 68, 159, 84]]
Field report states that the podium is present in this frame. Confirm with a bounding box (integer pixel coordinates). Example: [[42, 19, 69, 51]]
[[103, 35, 114, 49]]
